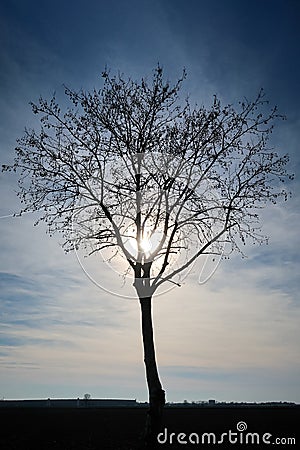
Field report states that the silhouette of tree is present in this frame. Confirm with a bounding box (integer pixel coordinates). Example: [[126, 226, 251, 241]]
[[83, 393, 91, 401], [2, 66, 292, 444]]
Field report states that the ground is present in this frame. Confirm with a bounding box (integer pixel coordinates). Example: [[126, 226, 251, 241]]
[[0, 405, 299, 449]]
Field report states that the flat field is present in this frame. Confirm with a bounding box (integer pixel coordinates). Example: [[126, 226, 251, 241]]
[[0, 406, 299, 449]]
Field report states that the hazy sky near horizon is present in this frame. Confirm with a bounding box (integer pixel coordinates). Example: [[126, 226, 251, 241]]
[[0, 0, 300, 402]]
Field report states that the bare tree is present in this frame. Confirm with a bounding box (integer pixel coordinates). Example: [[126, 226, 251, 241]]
[[2, 66, 292, 444]]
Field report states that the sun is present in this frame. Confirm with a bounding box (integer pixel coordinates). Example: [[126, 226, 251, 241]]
[[127, 232, 152, 256], [139, 236, 152, 254]]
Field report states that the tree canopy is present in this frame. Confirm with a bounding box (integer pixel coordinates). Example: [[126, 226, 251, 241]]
[[2, 66, 292, 298]]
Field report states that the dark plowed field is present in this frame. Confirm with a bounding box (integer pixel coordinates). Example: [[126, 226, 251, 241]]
[[0, 406, 299, 449]]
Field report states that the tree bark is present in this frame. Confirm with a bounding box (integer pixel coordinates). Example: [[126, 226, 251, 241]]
[[139, 296, 165, 446]]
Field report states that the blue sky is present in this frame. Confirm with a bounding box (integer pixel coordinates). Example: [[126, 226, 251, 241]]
[[0, 0, 299, 402]]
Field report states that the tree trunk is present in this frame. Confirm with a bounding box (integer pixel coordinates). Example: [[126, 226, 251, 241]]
[[139, 296, 165, 446]]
